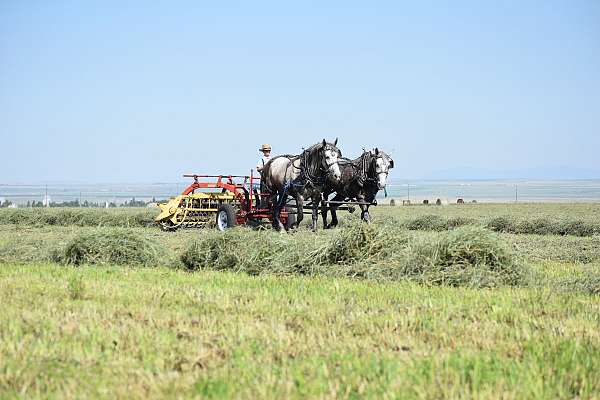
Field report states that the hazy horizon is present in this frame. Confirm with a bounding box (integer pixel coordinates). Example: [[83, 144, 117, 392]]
[[1, 1, 599, 183]]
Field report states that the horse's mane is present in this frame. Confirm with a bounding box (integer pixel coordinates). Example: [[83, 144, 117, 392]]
[[301, 141, 340, 178], [344, 149, 393, 183], [266, 141, 341, 188]]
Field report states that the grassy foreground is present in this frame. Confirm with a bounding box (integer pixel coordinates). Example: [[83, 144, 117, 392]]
[[1, 203, 599, 398], [1, 263, 599, 399]]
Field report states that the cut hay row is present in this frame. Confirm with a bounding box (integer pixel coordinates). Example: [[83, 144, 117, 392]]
[[558, 271, 600, 296], [0, 223, 598, 294], [0, 221, 528, 288], [63, 230, 161, 266], [1, 207, 599, 237], [181, 222, 528, 288], [398, 214, 600, 237], [0, 208, 156, 228]]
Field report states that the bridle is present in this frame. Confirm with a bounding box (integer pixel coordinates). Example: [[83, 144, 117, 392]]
[[355, 151, 391, 188]]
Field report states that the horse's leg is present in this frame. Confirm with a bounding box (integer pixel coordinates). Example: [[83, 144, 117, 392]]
[[311, 193, 322, 232], [321, 191, 330, 229], [363, 205, 371, 222], [295, 194, 304, 228], [277, 190, 288, 231], [358, 194, 370, 222], [328, 193, 342, 228], [271, 192, 281, 229]]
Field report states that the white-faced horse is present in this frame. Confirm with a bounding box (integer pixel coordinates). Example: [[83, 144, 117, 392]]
[[321, 148, 394, 228]]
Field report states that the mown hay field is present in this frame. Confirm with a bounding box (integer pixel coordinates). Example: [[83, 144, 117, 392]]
[[1, 203, 599, 399], [2, 202, 600, 235]]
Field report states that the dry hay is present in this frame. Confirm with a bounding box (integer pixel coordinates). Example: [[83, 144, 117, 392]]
[[557, 271, 600, 296], [402, 226, 527, 287], [63, 229, 160, 266], [181, 222, 528, 288], [401, 214, 600, 237], [0, 208, 155, 228]]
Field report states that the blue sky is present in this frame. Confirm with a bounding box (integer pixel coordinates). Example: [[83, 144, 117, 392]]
[[1, 1, 599, 183]]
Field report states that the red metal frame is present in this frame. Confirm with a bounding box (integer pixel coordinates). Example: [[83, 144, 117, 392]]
[[179, 171, 289, 226], [181, 174, 247, 196]]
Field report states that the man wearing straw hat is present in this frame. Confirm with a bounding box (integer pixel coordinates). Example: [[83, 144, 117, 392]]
[[256, 143, 272, 173]]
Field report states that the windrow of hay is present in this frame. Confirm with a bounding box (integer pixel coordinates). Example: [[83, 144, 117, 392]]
[[403, 215, 476, 231], [180, 228, 328, 276], [485, 216, 600, 236], [3, 207, 598, 236], [0, 208, 155, 228], [399, 214, 600, 237], [321, 221, 403, 264], [63, 229, 161, 266], [0, 236, 63, 264], [399, 226, 528, 287], [181, 222, 529, 288], [556, 271, 600, 296]]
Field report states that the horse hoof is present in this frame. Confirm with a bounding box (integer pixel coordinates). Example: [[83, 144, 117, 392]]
[[285, 224, 298, 232]]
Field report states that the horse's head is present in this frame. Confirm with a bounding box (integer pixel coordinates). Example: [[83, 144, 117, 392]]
[[319, 138, 342, 182], [370, 148, 394, 190]]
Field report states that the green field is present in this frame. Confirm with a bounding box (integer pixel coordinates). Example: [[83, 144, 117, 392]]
[[1, 204, 599, 399]]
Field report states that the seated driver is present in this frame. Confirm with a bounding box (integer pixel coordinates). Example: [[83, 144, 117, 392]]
[[256, 144, 272, 173]]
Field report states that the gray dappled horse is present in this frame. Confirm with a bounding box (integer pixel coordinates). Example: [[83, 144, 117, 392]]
[[321, 148, 394, 228], [261, 139, 342, 231]]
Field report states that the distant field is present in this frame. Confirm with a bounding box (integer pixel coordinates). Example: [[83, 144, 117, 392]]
[[1, 203, 599, 399], [379, 202, 600, 220], [1, 203, 599, 236]]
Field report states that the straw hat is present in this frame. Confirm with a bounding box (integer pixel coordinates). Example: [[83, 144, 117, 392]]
[[259, 144, 272, 152]]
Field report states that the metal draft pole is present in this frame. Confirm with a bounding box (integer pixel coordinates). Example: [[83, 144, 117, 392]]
[[407, 183, 410, 202], [515, 184, 518, 203]]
